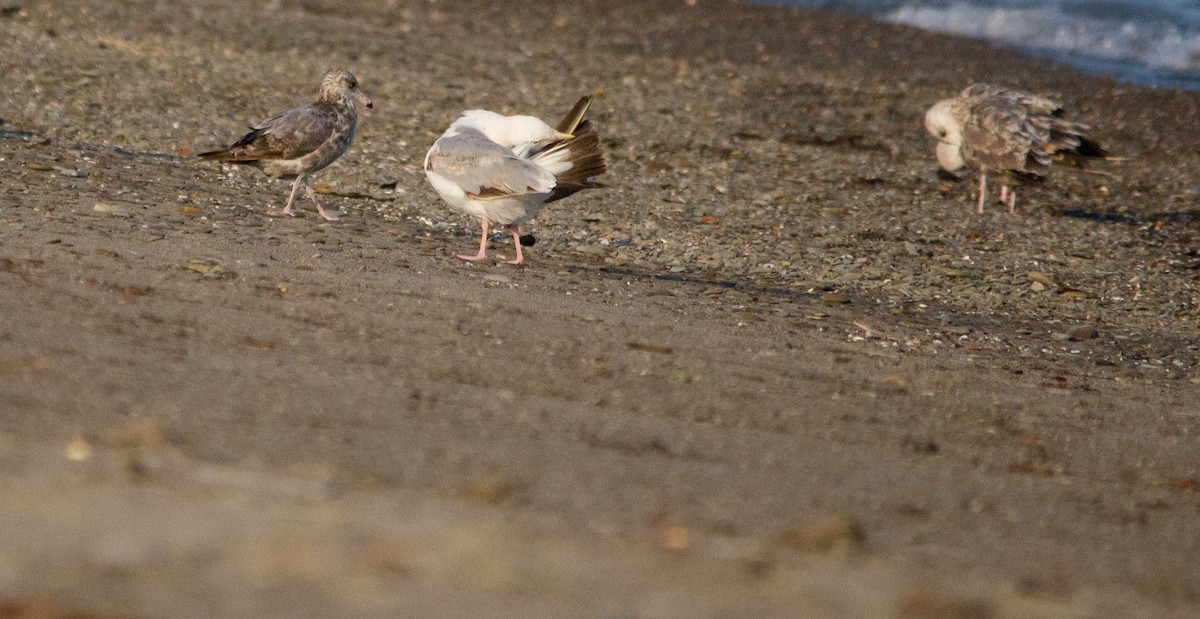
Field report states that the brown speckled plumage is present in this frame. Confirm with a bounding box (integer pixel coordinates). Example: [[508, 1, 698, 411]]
[[925, 83, 1110, 214], [199, 69, 372, 221]]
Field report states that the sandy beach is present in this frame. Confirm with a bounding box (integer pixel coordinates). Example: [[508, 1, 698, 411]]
[[1, 0, 1199, 616]]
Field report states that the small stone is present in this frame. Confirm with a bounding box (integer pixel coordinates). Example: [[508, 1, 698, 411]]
[[1030, 281, 1046, 292], [1059, 288, 1092, 299], [65, 435, 92, 462], [820, 292, 851, 305], [1067, 325, 1099, 341], [24, 162, 54, 171], [179, 205, 202, 216], [1027, 271, 1055, 287], [660, 526, 690, 551], [93, 202, 125, 215], [482, 273, 511, 284], [187, 258, 224, 274]]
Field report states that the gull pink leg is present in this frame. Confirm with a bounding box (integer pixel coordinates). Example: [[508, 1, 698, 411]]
[[1007, 189, 1017, 214], [999, 184, 1008, 204], [976, 174, 987, 214], [282, 175, 305, 217], [458, 218, 490, 262], [303, 178, 340, 221], [504, 225, 524, 265]]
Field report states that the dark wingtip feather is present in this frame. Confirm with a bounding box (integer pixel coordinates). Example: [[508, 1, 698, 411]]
[[1051, 136, 1114, 168], [547, 180, 605, 203], [556, 95, 595, 135], [1075, 136, 1111, 159]]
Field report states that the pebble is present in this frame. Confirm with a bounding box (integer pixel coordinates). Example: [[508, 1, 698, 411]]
[[1027, 271, 1056, 287], [93, 202, 126, 216], [820, 292, 851, 305], [186, 258, 226, 275], [1067, 325, 1099, 341], [64, 436, 92, 462], [483, 273, 511, 284]]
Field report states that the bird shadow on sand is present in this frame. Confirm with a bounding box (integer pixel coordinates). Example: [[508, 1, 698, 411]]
[[0, 128, 42, 141], [562, 262, 825, 305], [1053, 207, 1200, 225], [113, 146, 184, 161]]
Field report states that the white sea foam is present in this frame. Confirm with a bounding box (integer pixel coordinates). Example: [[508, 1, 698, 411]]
[[768, 0, 1200, 88]]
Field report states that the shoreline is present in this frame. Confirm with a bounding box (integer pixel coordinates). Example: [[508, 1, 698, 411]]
[[755, 0, 1200, 90]]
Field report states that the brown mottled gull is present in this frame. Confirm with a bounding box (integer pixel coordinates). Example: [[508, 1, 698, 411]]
[[924, 83, 1110, 214], [424, 95, 606, 265], [199, 69, 372, 221]]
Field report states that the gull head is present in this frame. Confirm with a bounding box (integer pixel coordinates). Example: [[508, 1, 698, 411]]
[[924, 99, 964, 147], [452, 110, 571, 147], [320, 69, 373, 109]]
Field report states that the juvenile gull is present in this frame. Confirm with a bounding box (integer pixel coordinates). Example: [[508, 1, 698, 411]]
[[924, 83, 1109, 214], [198, 69, 372, 221], [424, 95, 606, 264]]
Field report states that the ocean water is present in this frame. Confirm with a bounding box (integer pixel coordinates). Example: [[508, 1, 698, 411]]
[[764, 1, 1200, 90]]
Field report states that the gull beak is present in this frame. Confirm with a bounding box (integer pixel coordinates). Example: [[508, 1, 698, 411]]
[[357, 91, 374, 109], [555, 131, 574, 140]]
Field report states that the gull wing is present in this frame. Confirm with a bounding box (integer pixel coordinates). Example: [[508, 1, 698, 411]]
[[962, 98, 1052, 176], [201, 103, 339, 162], [426, 129, 557, 199]]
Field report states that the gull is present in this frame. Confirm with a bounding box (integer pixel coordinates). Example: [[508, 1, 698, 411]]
[[198, 69, 372, 221], [924, 83, 1110, 214], [424, 95, 606, 264]]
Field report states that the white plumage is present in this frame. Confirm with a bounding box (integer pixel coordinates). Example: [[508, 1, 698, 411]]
[[424, 96, 606, 264]]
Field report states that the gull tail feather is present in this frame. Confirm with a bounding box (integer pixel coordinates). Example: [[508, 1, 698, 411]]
[[537, 119, 607, 203], [535, 120, 606, 182]]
